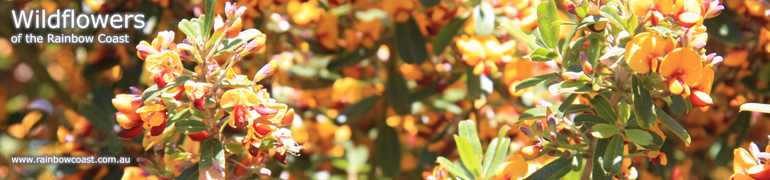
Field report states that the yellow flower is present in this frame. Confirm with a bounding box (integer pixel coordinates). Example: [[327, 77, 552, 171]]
[[317, 12, 339, 51], [144, 51, 184, 88], [625, 32, 666, 74], [504, 58, 534, 97], [136, 103, 167, 136], [659, 48, 703, 95], [456, 35, 516, 75], [221, 88, 262, 128], [382, 0, 415, 23], [630, 0, 674, 25]]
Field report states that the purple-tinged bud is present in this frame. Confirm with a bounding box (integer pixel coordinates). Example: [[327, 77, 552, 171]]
[[550, 132, 558, 142], [129, 86, 142, 95], [706, 5, 724, 18], [563, 150, 573, 159], [520, 126, 537, 140], [535, 120, 544, 136], [561, 71, 583, 82], [225, 2, 235, 18], [710, 56, 723, 67], [137, 157, 155, 169], [750, 142, 761, 159], [546, 116, 557, 132], [693, 42, 707, 52], [234, 6, 247, 19]]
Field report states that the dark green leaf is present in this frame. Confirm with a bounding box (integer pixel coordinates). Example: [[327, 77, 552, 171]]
[[387, 71, 410, 115], [632, 75, 655, 129], [177, 164, 199, 180], [337, 95, 380, 125], [377, 125, 401, 177], [557, 94, 578, 119], [655, 106, 691, 146], [437, 157, 471, 179], [169, 108, 192, 123], [603, 135, 623, 175], [396, 17, 428, 64], [704, 14, 743, 46], [199, 139, 224, 170], [433, 14, 469, 54], [574, 114, 612, 129], [175, 120, 207, 133], [514, 73, 555, 92], [224, 142, 244, 155], [590, 95, 617, 124], [625, 129, 653, 145], [525, 157, 573, 180], [467, 67, 482, 99], [419, 0, 441, 7], [593, 138, 610, 179], [459, 120, 483, 157], [327, 45, 379, 71]]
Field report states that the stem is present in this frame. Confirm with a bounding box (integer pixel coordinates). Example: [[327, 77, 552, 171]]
[[581, 138, 598, 179]]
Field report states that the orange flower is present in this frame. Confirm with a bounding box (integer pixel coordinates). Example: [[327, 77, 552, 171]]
[[690, 67, 714, 107], [144, 51, 184, 88], [504, 58, 534, 97], [625, 32, 666, 74], [659, 48, 703, 95], [382, 0, 415, 23], [353, 19, 382, 49], [630, 0, 674, 25], [221, 88, 263, 128], [287, 0, 322, 26], [732, 142, 770, 180], [184, 81, 212, 110], [317, 12, 339, 51], [456, 35, 516, 75], [120, 167, 159, 180], [136, 103, 167, 136], [113, 94, 145, 139], [492, 154, 532, 180]]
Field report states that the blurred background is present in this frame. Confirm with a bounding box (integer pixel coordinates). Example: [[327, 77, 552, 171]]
[[1, 0, 770, 179]]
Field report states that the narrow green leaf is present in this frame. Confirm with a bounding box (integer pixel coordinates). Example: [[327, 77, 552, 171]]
[[387, 72, 410, 115], [655, 106, 692, 146], [178, 20, 198, 41], [529, 48, 558, 62], [327, 45, 379, 71], [455, 135, 482, 178], [591, 123, 618, 138], [593, 138, 610, 179], [551, 20, 579, 27], [437, 157, 471, 179], [108, 135, 122, 154], [219, 79, 253, 88], [337, 95, 380, 125], [524, 157, 573, 180], [175, 120, 207, 133], [604, 135, 624, 175], [632, 75, 655, 129], [574, 114, 612, 129], [740, 103, 770, 114], [557, 94, 578, 119], [590, 95, 617, 124], [395, 17, 428, 64], [213, 38, 245, 56], [514, 73, 556, 92], [482, 125, 512, 178], [142, 75, 192, 103], [419, 0, 441, 7], [500, 23, 537, 51], [619, 104, 630, 124], [625, 129, 653, 145], [459, 120, 483, 157], [433, 14, 469, 55], [704, 14, 743, 46], [536, 0, 558, 48], [377, 125, 402, 177], [202, 0, 215, 40], [518, 104, 593, 121]]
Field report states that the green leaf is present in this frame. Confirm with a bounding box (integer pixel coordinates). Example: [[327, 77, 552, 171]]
[[704, 14, 743, 46], [377, 125, 401, 177], [437, 157, 471, 179], [179, 20, 199, 41], [537, 0, 559, 48], [513, 73, 555, 92], [574, 114, 612, 129], [603, 135, 624, 175], [593, 138, 610, 179], [588, 38, 601, 71], [219, 79, 252, 88], [177, 164, 199, 180], [578, 15, 610, 29], [202, 0, 215, 40], [626, 14, 639, 34], [175, 120, 207, 133], [557, 94, 578, 119], [387, 72, 410, 115], [199, 139, 224, 170], [600, 6, 624, 29], [590, 95, 617, 124], [142, 75, 192, 103], [224, 142, 244, 155], [337, 95, 380, 125], [483, 125, 511, 178], [474, 1, 496, 36], [455, 135, 482, 178], [648, 26, 671, 36], [419, 0, 441, 7], [518, 104, 592, 121], [619, 104, 630, 124], [467, 67, 482, 99], [433, 14, 469, 55], [327, 45, 379, 71], [213, 38, 245, 56], [529, 48, 558, 62], [591, 123, 618, 138], [395, 17, 428, 64], [459, 120, 483, 157], [551, 20, 579, 27], [655, 106, 692, 146], [625, 129, 653, 145], [740, 103, 770, 114], [524, 157, 573, 180], [108, 135, 122, 154], [632, 75, 655, 129], [500, 23, 537, 51]]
